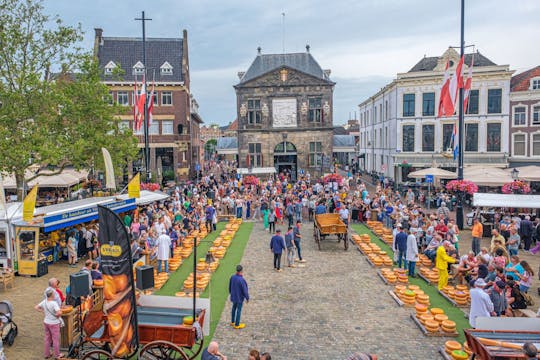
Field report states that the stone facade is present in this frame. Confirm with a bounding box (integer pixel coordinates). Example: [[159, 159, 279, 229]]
[[234, 50, 335, 179]]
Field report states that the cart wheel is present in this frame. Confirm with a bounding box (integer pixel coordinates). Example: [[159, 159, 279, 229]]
[[316, 229, 321, 250], [344, 233, 349, 251], [81, 349, 114, 360], [140, 340, 189, 360], [181, 337, 204, 359]]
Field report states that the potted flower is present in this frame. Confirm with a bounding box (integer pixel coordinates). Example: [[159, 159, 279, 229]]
[[323, 173, 343, 184], [445, 180, 478, 195], [242, 175, 259, 186], [141, 182, 161, 191], [501, 180, 531, 194]]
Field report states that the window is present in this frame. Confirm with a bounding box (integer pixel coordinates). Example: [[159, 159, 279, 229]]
[[533, 106, 540, 124], [385, 101, 389, 120], [308, 97, 322, 122], [149, 122, 159, 135], [487, 89, 502, 114], [422, 124, 435, 152], [117, 91, 129, 106], [442, 124, 454, 152], [160, 61, 173, 76], [247, 99, 262, 124], [161, 92, 172, 106], [402, 125, 415, 152], [152, 92, 159, 105], [487, 123, 501, 152], [403, 94, 415, 117], [248, 143, 262, 167], [466, 90, 479, 114], [162, 121, 174, 135], [533, 134, 540, 156], [513, 134, 526, 156], [465, 123, 478, 152], [385, 127, 388, 147], [532, 78, 540, 90], [132, 61, 145, 76], [309, 142, 323, 166], [107, 91, 114, 105], [374, 107, 377, 124], [513, 106, 526, 126], [379, 104, 382, 122], [422, 92, 435, 116]]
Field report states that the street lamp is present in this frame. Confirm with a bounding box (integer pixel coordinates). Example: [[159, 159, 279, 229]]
[[511, 168, 519, 181]]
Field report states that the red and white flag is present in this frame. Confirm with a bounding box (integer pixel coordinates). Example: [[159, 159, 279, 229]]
[[133, 77, 139, 130], [439, 56, 465, 117], [136, 77, 146, 130], [438, 60, 451, 117], [147, 82, 155, 127], [463, 56, 474, 113]]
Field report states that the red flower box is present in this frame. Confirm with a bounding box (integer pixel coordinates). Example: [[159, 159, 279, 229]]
[[445, 180, 478, 195]]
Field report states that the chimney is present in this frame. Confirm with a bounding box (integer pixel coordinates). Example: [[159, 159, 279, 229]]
[[323, 69, 331, 78], [237, 71, 245, 80], [257, 46, 262, 55], [93, 28, 103, 57], [306, 44, 310, 53]]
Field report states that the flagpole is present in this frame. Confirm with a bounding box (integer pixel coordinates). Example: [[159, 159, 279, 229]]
[[135, 11, 152, 183], [456, 0, 465, 230]]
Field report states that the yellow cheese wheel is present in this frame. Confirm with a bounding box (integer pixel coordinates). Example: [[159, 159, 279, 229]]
[[430, 308, 444, 315]]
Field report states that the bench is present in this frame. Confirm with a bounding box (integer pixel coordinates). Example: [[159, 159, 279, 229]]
[[513, 309, 538, 318]]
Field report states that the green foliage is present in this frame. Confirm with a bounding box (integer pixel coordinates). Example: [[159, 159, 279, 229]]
[[162, 169, 175, 181], [0, 0, 138, 196]]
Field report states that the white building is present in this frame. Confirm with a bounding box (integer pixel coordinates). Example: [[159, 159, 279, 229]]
[[358, 48, 513, 182]]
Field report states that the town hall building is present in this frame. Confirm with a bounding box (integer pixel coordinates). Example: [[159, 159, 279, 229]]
[[230, 46, 336, 180]]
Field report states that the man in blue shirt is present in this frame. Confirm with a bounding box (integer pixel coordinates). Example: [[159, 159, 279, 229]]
[[270, 229, 286, 272], [228, 265, 249, 329], [394, 225, 408, 269], [315, 201, 327, 215]]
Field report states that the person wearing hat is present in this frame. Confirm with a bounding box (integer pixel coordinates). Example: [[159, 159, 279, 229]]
[[229, 265, 249, 329], [469, 278, 494, 328], [436, 241, 457, 290], [270, 229, 286, 272]]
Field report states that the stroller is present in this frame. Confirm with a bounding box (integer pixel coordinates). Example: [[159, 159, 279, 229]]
[[0, 300, 17, 346]]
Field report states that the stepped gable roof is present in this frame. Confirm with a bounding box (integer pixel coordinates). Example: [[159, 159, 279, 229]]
[[238, 52, 331, 84], [511, 66, 540, 91], [408, 51, 496, 72], [97, 36, 183, 82]]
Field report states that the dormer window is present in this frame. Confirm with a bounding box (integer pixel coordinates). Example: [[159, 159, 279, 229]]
[[160, 61, 173, 76], [531, 77, 540, 90], [132, 61, 145, 75], [104, 61, 117, 76]]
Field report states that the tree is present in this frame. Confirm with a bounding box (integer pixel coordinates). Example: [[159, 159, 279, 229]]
[[0, 0, 138, 199], [204, 138, 217, 160]]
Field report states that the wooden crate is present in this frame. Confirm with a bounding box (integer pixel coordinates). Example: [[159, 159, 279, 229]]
[[60, 307, 80, 350]]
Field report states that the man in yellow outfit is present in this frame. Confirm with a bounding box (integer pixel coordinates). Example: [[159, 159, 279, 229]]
[[436, 240, 457, 290]]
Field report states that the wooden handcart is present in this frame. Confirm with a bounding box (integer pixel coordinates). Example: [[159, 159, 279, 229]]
[[313, 213, 348, 250], [70, 301, 206, 359], [464, 329, 540, 359]]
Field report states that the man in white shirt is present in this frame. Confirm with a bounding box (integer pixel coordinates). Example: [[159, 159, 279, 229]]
[[339, 205, 350, 226], [469, 278, 494, 328], [156, 230, 172, 273]]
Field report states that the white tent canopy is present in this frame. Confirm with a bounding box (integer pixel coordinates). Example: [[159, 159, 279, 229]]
[[408, 167, 457, 179], [117, 190, 170, 205], [507, 166, 540, 182], [463, 167, 514, 186], [473, 193, 540, 209], [237, 167, 276, 175]]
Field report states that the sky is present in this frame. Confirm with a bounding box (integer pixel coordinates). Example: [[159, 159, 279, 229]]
[[44, 0, 540, 126]]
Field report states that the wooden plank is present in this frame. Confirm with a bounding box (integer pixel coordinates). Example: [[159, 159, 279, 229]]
[[377, 270, 390, 285], [438, 347, 454, 360], [388, 290, 404, 307], [438, 289, 470, 308], [410, 314, 459, 337]]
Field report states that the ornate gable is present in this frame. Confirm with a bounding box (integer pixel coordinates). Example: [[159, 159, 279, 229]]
[[237, 67, 334, 88]]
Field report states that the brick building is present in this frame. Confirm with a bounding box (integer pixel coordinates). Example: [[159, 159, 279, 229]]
[[233, 47, 336, 180], [94, 28, 202, 181], [508, 66, 540, 166]]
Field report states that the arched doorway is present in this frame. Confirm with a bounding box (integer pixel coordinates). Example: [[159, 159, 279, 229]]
[[274, 141, 297, 181]]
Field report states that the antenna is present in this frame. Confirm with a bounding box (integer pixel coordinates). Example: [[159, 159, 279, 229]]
[[281, 12, 285, 54]]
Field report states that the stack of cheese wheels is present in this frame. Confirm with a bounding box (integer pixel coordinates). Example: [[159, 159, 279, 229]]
[[434, 313, 449, 325], [451, 350, 469, 360], [415, 303, 428, 318], [385, 271, 397, 283], [394, 284, 406, 297], [454, 291, 469, 305], [154, 272, 169, 289], [463, 341, 473, 357], [441, 320, 457, 333], [372, 256, 383, 266], [430, 308, 445, 316], [445, 341, 462, 355], [401, 289, 416, 305], [419, 313, 434, 325], [416, 294, 430, 305], [383, 257, 393, 266], [442, 285, 454, 294], [424, 319, 440, 333], [398, 274, 409, 284]]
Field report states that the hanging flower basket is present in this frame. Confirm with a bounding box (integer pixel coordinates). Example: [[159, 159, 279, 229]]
[[502, 180, 531, 194], [242, 175, 259, 186], [323, 173, 343, 184], [445, 179, 478, 195], [82, 179, 101, 189], [141, 182, 160, 191]]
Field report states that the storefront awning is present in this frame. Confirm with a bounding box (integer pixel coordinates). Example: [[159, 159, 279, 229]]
[[473, 193, 540, 209], [237, 167, 276, 175]]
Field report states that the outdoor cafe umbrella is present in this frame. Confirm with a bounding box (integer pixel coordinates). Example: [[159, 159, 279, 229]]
[[463, 167, 514, 186], [506, 165, 540, 182], [407, 167, 457, 179]]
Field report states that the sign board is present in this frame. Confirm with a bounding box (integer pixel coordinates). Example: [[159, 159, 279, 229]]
[[425, 175, 434, 183], [272, 98, 297, 128]]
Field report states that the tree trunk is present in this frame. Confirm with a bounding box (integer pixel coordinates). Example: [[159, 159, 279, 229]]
[[15, 172, 25, 201]]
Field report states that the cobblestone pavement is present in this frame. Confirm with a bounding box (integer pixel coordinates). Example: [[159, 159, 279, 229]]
[[213, 220, 446, 360]]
